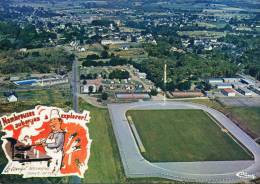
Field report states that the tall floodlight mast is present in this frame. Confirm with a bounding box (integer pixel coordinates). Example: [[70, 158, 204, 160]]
[[164, 64, 167, 102]]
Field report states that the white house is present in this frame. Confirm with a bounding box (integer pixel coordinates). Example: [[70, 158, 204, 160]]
[[7, 94, 18, 102], [137, 72, 147, 79], [81, 84, 97, 93], [217, 83, 233, 89]]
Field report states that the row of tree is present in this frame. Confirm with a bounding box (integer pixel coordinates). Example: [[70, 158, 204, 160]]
[[82, 56, 130, 67]]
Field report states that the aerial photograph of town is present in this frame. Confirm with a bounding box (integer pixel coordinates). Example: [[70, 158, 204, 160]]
[[0, 0, 260, 183]]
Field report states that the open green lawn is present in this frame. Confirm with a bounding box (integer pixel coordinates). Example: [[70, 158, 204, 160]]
[[79, 101, 125, 183], [188, 99, 260, 139], [229, 107, 260, 137], [127, 109, 252, 162]]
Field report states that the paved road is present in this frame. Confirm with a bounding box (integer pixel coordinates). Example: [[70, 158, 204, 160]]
[[69, 50, 81, 184], [108, 101, 260, 183], [72, 57, 79, 113]]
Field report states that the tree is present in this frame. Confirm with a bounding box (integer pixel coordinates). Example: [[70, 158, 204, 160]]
[[86, 54, 99, 60], [82, 80, 87, 85], [177, 81, 191, 91], [109, 69, 130, 79], [80, 74, 86, 80], [101, 92, 108, 100], [204, 82, 212, 91], [88, 86, 94, 94], [0, 39, 13, 50], [31, 51, 40, 57], [149, 89, 158, 96], [98, 85, 103, 93], [101, 50, 109, 59]]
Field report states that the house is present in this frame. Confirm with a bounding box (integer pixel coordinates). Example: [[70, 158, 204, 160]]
[[81, 84, 97, 93], [81, 79, 101, 93], [151, 40, 157, 45], [101, 40, 127, 45], [217, 83, 233, 89], [137, 72, 147, 79], [10, 76, 20, 81], [194, 40, 204, 46], [122, 46, 129, 50], [7, 94, 18, 102], [223, 78, 241, 83], [207, 78, 223, 84], [79, 48, 86, 52], [222, 89, 236, 97], [19, 48, 27, 52], [204, 45, 213, 51]]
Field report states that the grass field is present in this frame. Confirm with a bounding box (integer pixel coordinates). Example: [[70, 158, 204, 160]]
[[127, 109, 252, 162], [229, 107, 260, 137], [79, 101, 125, 183], [188, 99, 260, 138]]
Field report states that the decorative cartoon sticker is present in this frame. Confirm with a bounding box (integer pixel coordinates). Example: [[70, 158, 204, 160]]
[[0, 106, 91, 178]]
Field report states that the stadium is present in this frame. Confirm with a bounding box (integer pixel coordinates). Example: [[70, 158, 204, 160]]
[[108, 101, 260, 183]]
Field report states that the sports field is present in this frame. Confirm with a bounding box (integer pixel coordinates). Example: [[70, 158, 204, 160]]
[[127, 109, 252, 162]]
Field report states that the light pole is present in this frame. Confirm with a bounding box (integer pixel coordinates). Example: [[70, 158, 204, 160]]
[[164, 64, 167, 103]]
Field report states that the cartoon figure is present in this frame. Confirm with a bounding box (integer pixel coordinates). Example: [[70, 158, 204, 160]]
[[1, 106, 91, 178], [40, 109, 65, 173]]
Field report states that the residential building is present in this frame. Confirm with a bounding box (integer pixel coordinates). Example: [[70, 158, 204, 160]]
[[7, 94, 18, 102], [81, 84, 97, 93]]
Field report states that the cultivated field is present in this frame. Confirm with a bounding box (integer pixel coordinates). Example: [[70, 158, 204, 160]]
[[127, 109, 252, 162]]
